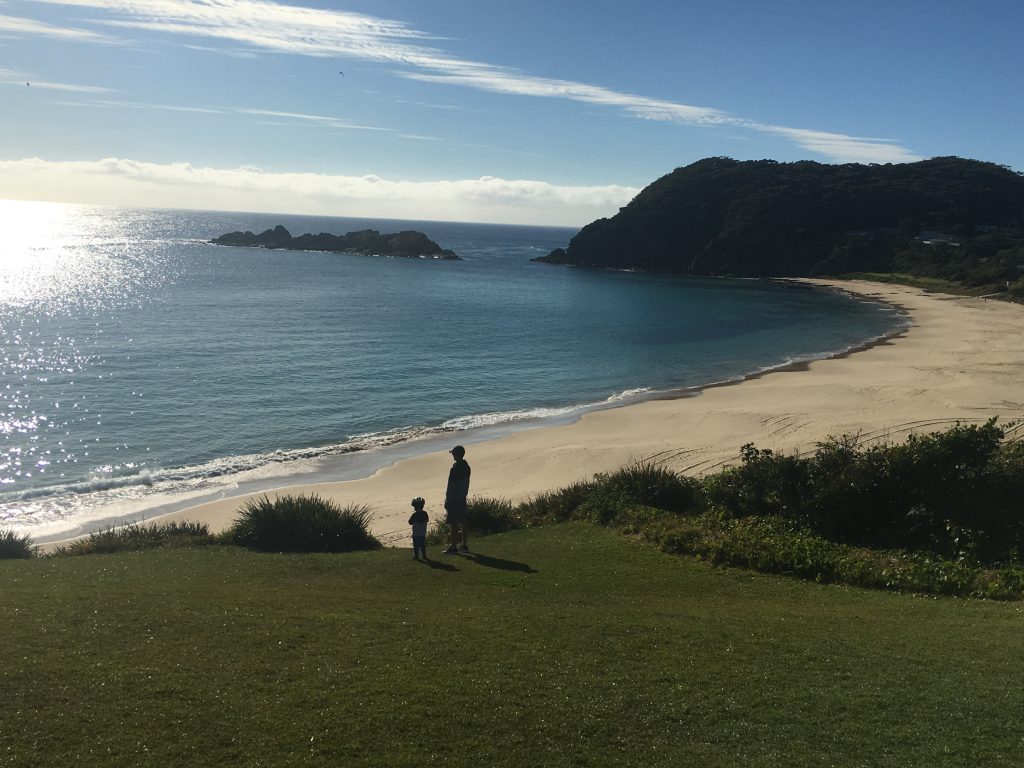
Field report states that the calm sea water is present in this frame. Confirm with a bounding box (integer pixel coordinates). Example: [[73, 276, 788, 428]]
[[0, 201, 903, 541]]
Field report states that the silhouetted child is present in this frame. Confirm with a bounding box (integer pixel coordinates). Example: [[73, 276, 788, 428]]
[[408, 497, 429, 560]]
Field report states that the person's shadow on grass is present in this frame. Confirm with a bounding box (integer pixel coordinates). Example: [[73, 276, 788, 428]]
[[460, 552, 537, 574], [422, 558, 458, 572]]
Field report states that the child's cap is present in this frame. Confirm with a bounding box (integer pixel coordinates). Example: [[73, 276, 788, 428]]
[[411, 496, 425, 507]]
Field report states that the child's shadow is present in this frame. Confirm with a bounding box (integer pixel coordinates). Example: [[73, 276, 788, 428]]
[[421, 558, 458, 572]]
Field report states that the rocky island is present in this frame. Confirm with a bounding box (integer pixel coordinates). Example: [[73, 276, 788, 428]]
[[211, 225, 460, 260]]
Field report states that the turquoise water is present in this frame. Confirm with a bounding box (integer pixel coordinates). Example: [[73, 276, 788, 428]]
[[0, 201, 903, 540]]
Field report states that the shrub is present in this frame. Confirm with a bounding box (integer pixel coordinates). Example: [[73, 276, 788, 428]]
[[226, 494, 380, 553], [0, 528, 37, 559], [518, 481, 596, 525], [703, 444, 809, 519], [595, 461, 700, 513], [654, 511, 1024, 600], [699, 419, 1024, 564], [464, 497, 520, 535], [426, 497, 521, 544], [56, 521, 213, 556]]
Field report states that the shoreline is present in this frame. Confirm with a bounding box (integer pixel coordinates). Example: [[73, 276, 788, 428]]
[[20, 279, 901, 545], [40, 279, 1024, 549]]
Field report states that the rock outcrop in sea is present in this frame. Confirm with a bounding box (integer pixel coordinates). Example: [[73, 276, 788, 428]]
[[212, 225, 460, 260]]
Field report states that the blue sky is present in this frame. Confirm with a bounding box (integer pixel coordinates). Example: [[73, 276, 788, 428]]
[[1, 0, 1022, 225]]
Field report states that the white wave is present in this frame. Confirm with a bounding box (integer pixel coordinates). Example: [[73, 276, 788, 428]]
[[605, 387, 651, 402]]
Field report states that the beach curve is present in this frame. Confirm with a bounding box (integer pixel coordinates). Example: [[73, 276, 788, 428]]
[[61, 279, 1024, 549]]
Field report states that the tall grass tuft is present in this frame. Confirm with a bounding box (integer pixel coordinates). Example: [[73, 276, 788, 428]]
[[518, 480, 596, 524], [56, 521, 213, 556], [426, 496, 521, 544], [226, 494, 381, 553], [464, 497, 520, 534], [596, 461, 700, 514], [0, 528, 37, 559]]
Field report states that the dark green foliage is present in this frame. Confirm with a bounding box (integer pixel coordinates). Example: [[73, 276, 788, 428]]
[[427, 496, 523, 544], [594, 461, 700, 513], [656, 512, 1024, 600], [462, 496, 520, 535], [703, 443, 811, 519], [491, 421, 1024, 598], [0, 528, 37, 559], [704, 419, 1023, 563], [55, 521, 213, 556], [226, 494, 380, 553], [510, 465, 697, 528], [517, 480, 597, 524], [538, 156, 1024, 291]]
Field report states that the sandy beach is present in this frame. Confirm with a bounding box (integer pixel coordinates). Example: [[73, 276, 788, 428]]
[[130, 280, 1024, 547]]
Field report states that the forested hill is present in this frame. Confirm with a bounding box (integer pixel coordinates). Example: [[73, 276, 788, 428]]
[[536, 157, 1024, 292]]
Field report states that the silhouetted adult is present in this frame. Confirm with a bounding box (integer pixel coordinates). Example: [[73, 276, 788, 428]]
[[444, 445, 471, 554]]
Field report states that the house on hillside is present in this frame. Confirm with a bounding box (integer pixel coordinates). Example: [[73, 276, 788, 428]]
[[916, 230, 961, 246]]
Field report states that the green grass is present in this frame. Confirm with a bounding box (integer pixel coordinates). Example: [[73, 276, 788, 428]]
[[2, 525, 1023, 767]]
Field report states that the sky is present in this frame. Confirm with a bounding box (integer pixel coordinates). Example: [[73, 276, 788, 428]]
[[1, 0, 1022, 225]]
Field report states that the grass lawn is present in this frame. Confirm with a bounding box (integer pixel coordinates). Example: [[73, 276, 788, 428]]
[[2, 524, 1022, 767]]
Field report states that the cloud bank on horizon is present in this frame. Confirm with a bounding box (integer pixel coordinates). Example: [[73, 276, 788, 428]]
[[1, 157, 638, 226]]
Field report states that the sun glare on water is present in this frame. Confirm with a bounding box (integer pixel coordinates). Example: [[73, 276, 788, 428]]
[[0, 199, 139, 311]]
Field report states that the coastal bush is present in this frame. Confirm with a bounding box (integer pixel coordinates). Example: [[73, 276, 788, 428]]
[[700, 419, 1024, 563], [703, 444, 810, 519], [488, 419, 1024, 599], [227, 494, 380, 553], [0, 528, 37, 559], [55, 521, 213, 556], [426, 497, 521, 545], [595, 461, 700, 514], [517, 480, 597, 525], [463, 497, 520, 535], [652, 511, 1024, 600]]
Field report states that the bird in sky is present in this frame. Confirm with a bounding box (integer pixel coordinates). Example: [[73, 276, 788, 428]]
[[338, 70, 344, 77]]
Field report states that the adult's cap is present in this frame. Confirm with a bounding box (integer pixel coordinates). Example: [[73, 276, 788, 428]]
[[449, 445, 465, 456]]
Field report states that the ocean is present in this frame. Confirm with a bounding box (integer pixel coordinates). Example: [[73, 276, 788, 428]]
[[0, 200, 904, 542]]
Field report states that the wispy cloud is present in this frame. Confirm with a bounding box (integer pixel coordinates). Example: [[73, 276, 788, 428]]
[[0, 11, 117, 42], [1, 65, 115, 92], [42, 96, 392, 129], [97, 98, 223, 113], [21, 79, 115, 92], [181, 42, 258, 58], [22, 0, 921, 163], [234, 108, 390, 131], [0, 156, 635, 225]]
